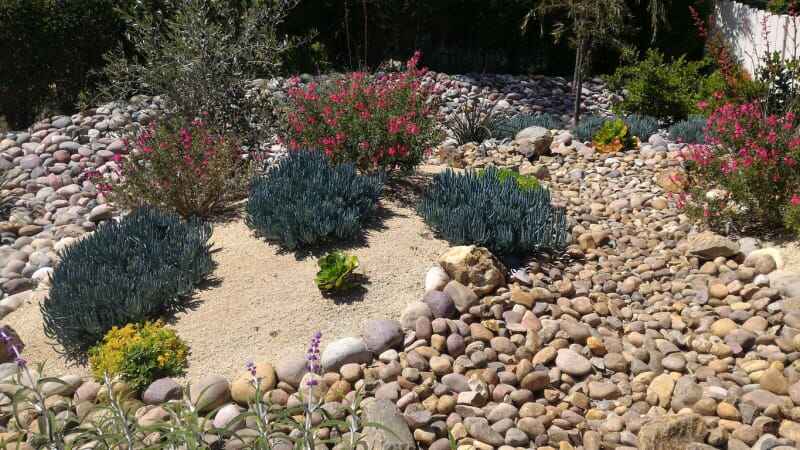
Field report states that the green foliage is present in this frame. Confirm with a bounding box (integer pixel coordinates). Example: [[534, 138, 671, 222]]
[[0, 0, 125, 129], [606, 49, 710, 123], [785, 203, 800, 237], [445, 100, 503, 145], [593, 118, 635, 153], [494, 113, 564, 139], [246, 151, 384, 250], [41, 207, 213, 361], [479, 168, 540, 191], [573, 115, 606, 142], [89, 321, 189, 393], [623, 114, 659, 139], [418, 167, 568, 255], [110, 116, 250, 219], [101, 0, 300, 149], [757, 51, 800, 116], [668, 115, 706, 144], [281, 0, 569, 74], [314, 251, 360, 292]]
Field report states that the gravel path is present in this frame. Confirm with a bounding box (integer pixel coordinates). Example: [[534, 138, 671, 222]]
[[7, 200, 449, 381]]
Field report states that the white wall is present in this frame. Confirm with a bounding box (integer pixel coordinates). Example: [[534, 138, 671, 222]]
[[715, 0, 800, 75]]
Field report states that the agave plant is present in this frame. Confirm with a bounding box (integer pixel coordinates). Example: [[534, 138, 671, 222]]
[[444, 99, 504, 145], [418, 167, 568, 256], [668, 115, 706, 144], [41, 207, 214, 361], [315, 251, 360, 292], [0, 170, 14, 222], [572, 115, 606, 142], [623, 114, 660, 140]]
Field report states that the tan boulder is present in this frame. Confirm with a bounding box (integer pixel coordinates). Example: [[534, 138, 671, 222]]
[[438, 246, 506, 297]]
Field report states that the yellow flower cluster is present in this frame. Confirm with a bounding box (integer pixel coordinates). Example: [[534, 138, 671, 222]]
[[89, 321, 189, 392]]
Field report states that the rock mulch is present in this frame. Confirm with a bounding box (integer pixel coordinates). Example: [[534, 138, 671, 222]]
[[2, 120, 800, 449]]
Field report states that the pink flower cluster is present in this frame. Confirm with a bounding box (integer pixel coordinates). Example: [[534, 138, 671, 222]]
[[679, 101, 800, 225], [281, 51, 440, 172]]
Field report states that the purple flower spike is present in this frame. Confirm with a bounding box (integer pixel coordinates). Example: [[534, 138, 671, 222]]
[[0, 327, 24, 368], [305, 331, 322, 375], [245, 360, 257, 377]]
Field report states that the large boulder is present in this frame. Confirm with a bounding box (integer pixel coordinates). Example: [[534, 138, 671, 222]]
[[656, 169, 687, 193], [190, 376, 230, 413], [361, 319, 403, 354], [770, 270, 800, 299], [361, 398, 415, 450], [686, 231, 740, 260], [230, 363, 277, 405], [142, 378, 182, 405], [438, 246, 506, 297], [513, 126, 552, 158], [275, 355, 309, 388], [638, 414, 706, 450], [321, 337, 372, 372]]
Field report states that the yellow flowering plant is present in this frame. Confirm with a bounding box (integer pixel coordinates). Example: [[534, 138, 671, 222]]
[[89, 321, 189, 392]]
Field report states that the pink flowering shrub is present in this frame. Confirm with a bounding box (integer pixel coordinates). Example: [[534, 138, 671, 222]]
[[280, 52, 442, 172], [679, 101, 800, 230], [110, 116, 250, 218]]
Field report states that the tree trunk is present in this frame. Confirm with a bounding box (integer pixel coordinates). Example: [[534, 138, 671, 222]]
[[573, 38, 585, 126], [344, 0, 353, 69], [362, 0, 368, 69]]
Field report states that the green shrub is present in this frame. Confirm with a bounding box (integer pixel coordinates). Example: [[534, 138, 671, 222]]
[[314, 251, 360, 292], [668, 115, 706, 144], [593, 119, 636, 153], [445, 100, 503, 145], [494, 113, 563, 139], [605, 49, 710, 123], [573, 115, 606, 142], [89, 321, 189, 393], [246, 151, 384, 250], [479, 168, 540, 191], [418, 167, 568, 255], [109, 116, 250, 219], [102, 0, 300, 149], [41, 207, 213, 360], [0, 0, 125, 129], [623, 114, 659, 139]]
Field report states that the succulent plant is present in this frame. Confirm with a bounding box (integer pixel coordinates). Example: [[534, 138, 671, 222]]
[[418, 167, 568, 255], [593, 118, 636, 153], [445, 99, 504, 145], [245, 151, 383, 250], [314, 251, 360, 292], [623, 114, 660, 140], [572, 115, 606, 142], [668, 115, 707, 144], [478, 168, 540, 191], [41, 207, 214, 361], [0, 170, 14, 222], [494, 113, 563, 139]]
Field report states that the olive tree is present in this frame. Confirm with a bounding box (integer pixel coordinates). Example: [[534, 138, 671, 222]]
[[101, 0, 301, 150], [524, 0, 630, 125]]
